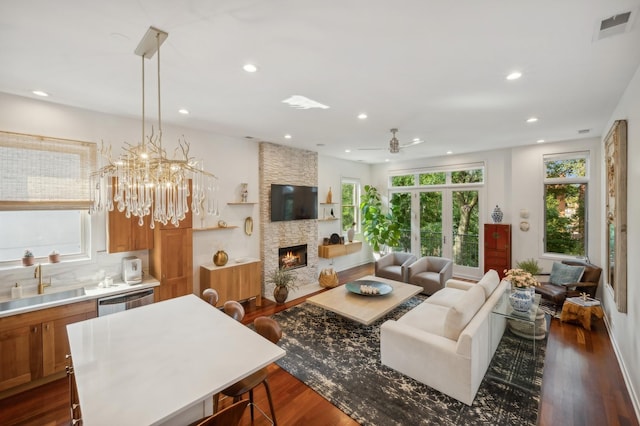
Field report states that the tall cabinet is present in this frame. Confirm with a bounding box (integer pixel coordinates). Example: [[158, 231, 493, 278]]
[[484, 223, 511, 279], [150, 212, 193, 302]]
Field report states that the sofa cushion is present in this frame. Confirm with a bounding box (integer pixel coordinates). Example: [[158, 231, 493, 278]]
[[443, 285, 485, 340], [550, 262, 585, 286], [397, 301, 450, 337], [476, 269, 500, 298], [425, 287, 467, 308]]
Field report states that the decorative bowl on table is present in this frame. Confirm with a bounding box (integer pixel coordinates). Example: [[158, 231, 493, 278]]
[[345, 280, 393, 296]]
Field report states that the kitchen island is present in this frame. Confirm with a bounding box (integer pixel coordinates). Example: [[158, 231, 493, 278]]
[[66, 294, 285, 425]]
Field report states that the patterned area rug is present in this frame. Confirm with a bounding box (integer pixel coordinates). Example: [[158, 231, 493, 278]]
[[538, 298, 562, 318], [274, 296, 546, 425]]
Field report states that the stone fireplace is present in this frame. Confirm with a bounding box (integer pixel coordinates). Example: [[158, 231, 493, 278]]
[[278, 244, 308, 270], [259, 142, 319, 298]]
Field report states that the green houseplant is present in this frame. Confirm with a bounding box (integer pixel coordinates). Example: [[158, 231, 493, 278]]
[[360, 185, 400, 254], [267, 268, 299, 304], [515, 258, 542, 275]]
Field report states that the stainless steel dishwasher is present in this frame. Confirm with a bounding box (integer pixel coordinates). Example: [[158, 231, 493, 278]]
[[97, 288, 154, 316]]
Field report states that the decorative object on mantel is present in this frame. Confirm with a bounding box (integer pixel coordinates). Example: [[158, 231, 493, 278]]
[[504, 268, 539, 312], [267, 268, 299, 304], [244, 216, 253, 235], [240, 183, 248, 203], [213, 250, 229, 266], [217, 220, 227, 228], [89, 26, 217, 229], [491, 205, 504, 223], [22, 249, 34, 266], [48, 250, 60, 263], [326, 186, 333, 203]]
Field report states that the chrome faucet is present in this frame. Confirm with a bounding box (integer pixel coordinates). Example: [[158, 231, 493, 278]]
[[35, 264, 51, 294]]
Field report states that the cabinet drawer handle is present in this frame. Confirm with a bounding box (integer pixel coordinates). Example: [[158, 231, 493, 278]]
[[45, 324, 49, 331], [33, 327, 38, 333]]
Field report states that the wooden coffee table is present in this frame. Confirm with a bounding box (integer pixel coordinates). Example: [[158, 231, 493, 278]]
[[307, 275, 422, 325]]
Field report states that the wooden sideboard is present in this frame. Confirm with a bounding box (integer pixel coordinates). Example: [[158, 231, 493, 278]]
[[318, 241, 362, 259], [199, 259, 262, 307]]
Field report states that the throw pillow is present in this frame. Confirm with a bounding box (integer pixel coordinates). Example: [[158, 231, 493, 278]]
[[550, 262, 585, 286]]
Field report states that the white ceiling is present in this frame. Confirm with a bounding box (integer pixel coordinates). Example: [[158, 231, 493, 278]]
[[1, 1, 639, 163]]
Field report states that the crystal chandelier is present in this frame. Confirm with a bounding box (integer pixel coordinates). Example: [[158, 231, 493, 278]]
[[90, 27, 217, 228]]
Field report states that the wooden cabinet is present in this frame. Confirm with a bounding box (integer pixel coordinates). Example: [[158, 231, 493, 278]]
[[484, 224, 511, 279], [150, 227, 193, 302], [318, 241, 362, 259], [107, 208, 154, 253], [0, 300, 96, 394], [200, 259, 262, 307]]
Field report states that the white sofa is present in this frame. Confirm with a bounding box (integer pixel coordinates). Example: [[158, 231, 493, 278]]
[[380, 269, 508, 405]]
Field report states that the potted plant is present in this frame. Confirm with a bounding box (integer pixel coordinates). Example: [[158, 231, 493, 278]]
[[22, 249, 35, 266], [267, 268, 298, 304], [515, 258, 542, 276], [359, 185, 400, 255]]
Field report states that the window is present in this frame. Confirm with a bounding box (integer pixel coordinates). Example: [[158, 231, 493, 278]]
[[543, 152, 588, 256], [0, 131, 95, 265], [341, 179, 360, 233]]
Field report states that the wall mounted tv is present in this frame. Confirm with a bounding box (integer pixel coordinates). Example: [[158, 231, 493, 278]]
[[270, 184, 318, 222]]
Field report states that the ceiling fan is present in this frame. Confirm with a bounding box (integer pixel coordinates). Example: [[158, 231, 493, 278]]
[[358, 128, 424, 154]]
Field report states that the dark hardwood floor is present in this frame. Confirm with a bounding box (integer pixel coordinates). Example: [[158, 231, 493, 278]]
[[0, 264, 636, 426]]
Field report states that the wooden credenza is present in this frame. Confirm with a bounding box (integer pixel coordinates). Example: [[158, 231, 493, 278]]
[[484, 224, 511, 279], [199, 259, 262, 307], [318, 241, 362, 259]]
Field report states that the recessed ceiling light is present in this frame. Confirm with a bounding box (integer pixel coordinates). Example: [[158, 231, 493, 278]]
[[284, 134, 292, 139], [526, 117, 538, 123], [32, 90, 49, 97], [358, 113, 367, 119], [385, 159, 390, 162], [243, 63, 258, 73], [446, 151, 453, 155], [178, 108, 189, 115], [345, 149, 351, 153], [412, 138, 422, 144], [536, 139, 545, 143], [506, 71, 522, 80]]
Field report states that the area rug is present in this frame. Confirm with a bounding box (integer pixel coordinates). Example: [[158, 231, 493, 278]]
[[538, 298, 562, 319], [273, 297, 546, 426]]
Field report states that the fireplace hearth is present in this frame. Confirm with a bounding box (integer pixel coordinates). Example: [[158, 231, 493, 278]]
[[278, 244, 308, 270]]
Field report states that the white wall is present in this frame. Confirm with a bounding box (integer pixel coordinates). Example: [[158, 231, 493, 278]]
[[0, 92, 260, 296], [317, 155, 372, 271], [601, 63, 640, 416]]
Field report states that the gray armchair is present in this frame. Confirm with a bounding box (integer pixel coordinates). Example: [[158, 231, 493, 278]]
[[407, 256, 453, 295], [375, 252, 417, 282]]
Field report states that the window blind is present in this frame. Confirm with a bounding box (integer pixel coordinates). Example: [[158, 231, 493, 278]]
[[0, 131, 96, 210]]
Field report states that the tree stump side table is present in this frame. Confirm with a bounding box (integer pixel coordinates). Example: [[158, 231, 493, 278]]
[[560, 299, 604, 330]]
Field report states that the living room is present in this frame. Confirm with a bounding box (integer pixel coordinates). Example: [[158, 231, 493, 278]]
[[0, 2, 639, 424]]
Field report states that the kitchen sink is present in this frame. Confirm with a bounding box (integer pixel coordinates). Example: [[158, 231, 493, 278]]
[[0, 287, 86, 312]]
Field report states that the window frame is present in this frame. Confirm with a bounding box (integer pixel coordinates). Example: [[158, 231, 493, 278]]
[[542, 151, 589, 257], [0, 131, 95, 268], [340, 178, 360, 233]]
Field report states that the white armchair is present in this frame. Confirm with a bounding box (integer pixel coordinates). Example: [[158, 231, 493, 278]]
[[407, 256, 453, 295], [375, 252, 417, 282]]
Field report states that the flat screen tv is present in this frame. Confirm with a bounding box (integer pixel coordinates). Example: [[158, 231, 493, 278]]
[[271, 184, 318, 221]]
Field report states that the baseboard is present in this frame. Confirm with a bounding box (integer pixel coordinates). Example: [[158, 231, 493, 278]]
[[602, 314, 640, 422]]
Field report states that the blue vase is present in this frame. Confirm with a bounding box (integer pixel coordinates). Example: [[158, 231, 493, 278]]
[[509, 288, 533, 312], [491, 205, 503, 223]]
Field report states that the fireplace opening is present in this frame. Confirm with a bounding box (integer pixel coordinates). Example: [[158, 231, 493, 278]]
[[278, 244, 308, 270]]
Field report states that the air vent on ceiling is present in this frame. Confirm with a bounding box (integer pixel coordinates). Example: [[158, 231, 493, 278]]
[[595, 11, 634, 40], [578, 128, 591, 135]]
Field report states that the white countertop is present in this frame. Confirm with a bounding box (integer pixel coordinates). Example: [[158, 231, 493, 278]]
[[67, 294, 286, 426], [0, 278, 159, 318]]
